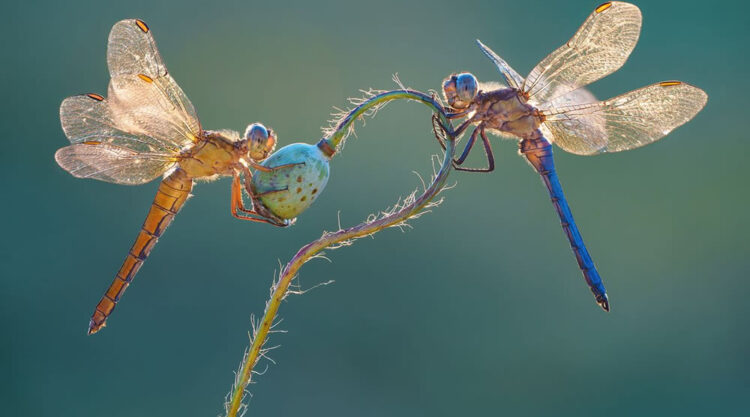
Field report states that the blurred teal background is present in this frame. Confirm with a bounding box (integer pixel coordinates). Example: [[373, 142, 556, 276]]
[[2, 0, 748, 415]]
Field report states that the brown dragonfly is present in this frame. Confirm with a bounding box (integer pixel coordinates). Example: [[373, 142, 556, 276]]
[[56, 19, 302, 334]]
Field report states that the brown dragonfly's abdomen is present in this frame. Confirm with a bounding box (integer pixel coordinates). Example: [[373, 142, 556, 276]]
[[88, 168, 193, 334]]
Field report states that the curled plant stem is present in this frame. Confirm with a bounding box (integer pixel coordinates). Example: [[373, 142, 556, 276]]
[[323, 89, 449, 151], [224, 90, 456, 417]]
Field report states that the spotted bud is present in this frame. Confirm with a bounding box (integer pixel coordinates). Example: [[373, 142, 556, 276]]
[[252, 143, 330, 219]]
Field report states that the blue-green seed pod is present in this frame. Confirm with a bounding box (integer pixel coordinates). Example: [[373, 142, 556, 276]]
[[252, 143, 330, 219]]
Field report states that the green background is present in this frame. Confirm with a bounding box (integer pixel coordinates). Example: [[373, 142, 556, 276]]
[[2, 0, 747, 415]]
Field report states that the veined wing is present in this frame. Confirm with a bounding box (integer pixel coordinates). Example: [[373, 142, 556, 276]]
[[539, 87, 607, 153], [107, 73, 200, 147], [58, 90, 186, 184], [55, 142, 176, 185], [476, 39, 524, 90], [539, 81, 708, 155], [108, 19, 165, 79], [61, 93, 184, 153], [523, 2, 641, 106], [58, 19, 201, 184], [107, 19, 201, 146]]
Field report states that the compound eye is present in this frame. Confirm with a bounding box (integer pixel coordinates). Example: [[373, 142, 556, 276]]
[[245, 123, 269, 144], [245, 123, 276, 160], [455, 73, 478, 104], [443, 73, 475, 109]]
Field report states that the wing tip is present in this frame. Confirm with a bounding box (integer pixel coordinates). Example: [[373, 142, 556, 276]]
[[134, 19, 149, 33], [475, 39, 492, 55], [658, 80, 709, 109], [59, 94, 104, 141], [53, 147, 66, 166], [617, 1, 642, 21]]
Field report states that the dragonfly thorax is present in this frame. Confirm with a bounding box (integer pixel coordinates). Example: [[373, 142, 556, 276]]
[[179, 131, 243, 179], [472, 88, 542, 139]]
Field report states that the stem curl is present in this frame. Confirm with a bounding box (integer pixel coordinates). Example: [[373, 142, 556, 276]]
[[224, 89, 456, 417]]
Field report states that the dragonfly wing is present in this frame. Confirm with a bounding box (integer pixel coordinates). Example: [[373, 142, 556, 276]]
[[540, 81, 708, 155], [107, 73, 200, 147], [108, 19, 166, 79], [539, 87, 608, 155], [60, 94, 182, 153], [55, 143, 176, 185], [107, 19, 201, 146], [523, 2, 642, 106], [476, 39, 524, 90]]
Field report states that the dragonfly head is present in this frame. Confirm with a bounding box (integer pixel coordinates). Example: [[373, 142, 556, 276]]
[[244, 123, 277, 161], [443, 72, 478, 110]]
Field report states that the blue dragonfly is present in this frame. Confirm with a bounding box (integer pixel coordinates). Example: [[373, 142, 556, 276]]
[[433, 2, 707, 310]]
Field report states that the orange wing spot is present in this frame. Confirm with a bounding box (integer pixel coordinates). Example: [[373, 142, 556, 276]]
[[659, 81, 682, 87], [138, 73, 154, 83], [83, 140, 101, 145], [595, 2, 612, 13], [86, 93, 104, 101], [135, 19, 150, 33]]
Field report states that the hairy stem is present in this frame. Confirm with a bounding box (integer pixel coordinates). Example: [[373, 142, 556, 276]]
[[224, 89, 455, 417], [322, 89, 448, 151]]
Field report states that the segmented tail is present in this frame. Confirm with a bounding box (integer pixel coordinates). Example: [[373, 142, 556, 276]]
[[88, 168, 193, 334], [520, 137, 609, 311]]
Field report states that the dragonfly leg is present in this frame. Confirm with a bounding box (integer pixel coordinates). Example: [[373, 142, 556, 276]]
[[239, 165, 290, 202], [454, 127, 495, 173], [432, 114, 475, 157], [432, 113, 449, 152], [446, 109, 472, 119], [256, 187, 288, 197], [248, 160, 305, 173], [434, 115, 473, 139], [452, 118, 474, 137], [433, 118, 494, 172], [455, 126, 480, 165], [230, 174, 289, 227]]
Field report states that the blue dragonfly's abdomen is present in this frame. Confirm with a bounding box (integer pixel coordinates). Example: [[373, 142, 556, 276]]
[[520, 137, 610, 311]]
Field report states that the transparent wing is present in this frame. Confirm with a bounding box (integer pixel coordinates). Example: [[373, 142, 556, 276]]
[[523, 2, 642, 106], [476, 39, 524, 90], [107, 74, 200, 147], [60, 94, 183, 153], [539, 81, 708, 155], [108, 19, 166, 79], [539, 87, 607, 153], [58, 19, 202, 185], [107, 19, 201, 145], [55, 143, 176, 185]]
